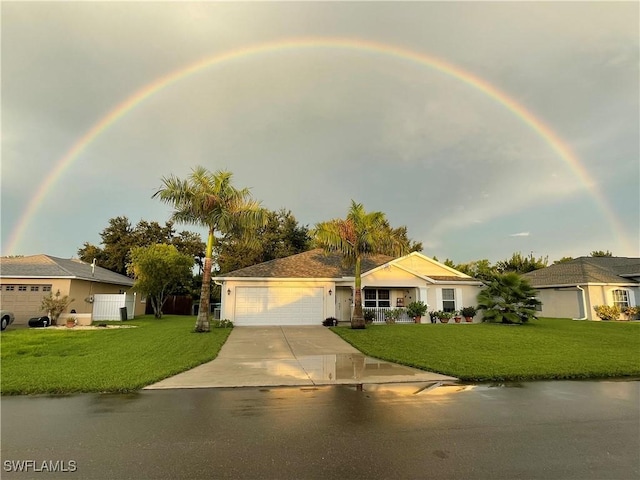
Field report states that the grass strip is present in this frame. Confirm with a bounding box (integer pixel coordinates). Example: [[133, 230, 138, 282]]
[[331, 318, 640, 381], [1, 316, 231, 395]]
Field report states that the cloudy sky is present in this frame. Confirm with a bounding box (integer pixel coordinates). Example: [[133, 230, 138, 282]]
[[2, 2, 638, 264]]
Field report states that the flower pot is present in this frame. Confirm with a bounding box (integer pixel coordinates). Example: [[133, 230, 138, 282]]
[[439, 318, 449, 324], [465, 316, 474, 323], [66, 319, 75, 328], [413, 316, 421, 324], [454, 316, 462, 323]]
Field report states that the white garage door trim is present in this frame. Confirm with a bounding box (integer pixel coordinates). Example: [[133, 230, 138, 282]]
[[234, 286, 324, 326]]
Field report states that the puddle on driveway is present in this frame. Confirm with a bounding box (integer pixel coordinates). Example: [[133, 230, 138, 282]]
[[244, 353, 454, 385]]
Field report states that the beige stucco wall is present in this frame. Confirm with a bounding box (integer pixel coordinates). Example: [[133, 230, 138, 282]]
[[0, 277, 143, 325], [394, 254, 473, 278], [536, 285, 639, 320]]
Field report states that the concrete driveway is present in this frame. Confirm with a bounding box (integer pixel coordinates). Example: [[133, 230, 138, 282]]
[[145, 326, 456, 389]]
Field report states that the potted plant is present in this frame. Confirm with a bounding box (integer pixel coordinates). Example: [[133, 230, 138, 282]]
[[460, 306, 477, 323], [622, 306, 640, 321], [363, 309, 376, 325], [453, 310, 462, 323], [66, 316, 77, 328], [436, 311, 453, 323], [384, 308, 402, 325], [406, 301, 428, 323]]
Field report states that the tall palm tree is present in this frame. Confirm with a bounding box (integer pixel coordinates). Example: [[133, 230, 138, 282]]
[[476, 272, 541, 324], [314, 201, 409, 329], [154, 167, 265, 332]]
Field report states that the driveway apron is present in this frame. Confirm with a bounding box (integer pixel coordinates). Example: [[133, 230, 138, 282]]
[[146, 326, 456, 389]]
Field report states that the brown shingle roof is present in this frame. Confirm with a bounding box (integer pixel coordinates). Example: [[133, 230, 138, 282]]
[[217, 248, 395, 279], [523, 257, 640, 286]]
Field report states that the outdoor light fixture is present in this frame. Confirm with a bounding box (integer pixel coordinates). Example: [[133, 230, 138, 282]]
[[328, 289, 333, 296], [227, 289, 231, 295]]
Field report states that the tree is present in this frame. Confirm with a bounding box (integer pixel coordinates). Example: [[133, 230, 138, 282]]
[[553, 256, 574, 265], [590, 250, 613, 257], [41, 291, 74, 326], [128, 244, 193, 318], [455, 259, 497, 283], [153, 167, 266, 332], [476, 272, 541, 324], [78, 217, 205, 276], [313, 200, 409, 329], [216, 209, 312, 274], [495, 252, 548, 274]]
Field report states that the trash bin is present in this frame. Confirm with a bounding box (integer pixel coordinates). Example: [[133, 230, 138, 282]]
[[119, 307, 128, 321]]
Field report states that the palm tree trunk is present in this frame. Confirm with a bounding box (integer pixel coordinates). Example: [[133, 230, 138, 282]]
[[351, 256, 365, 329], [195, 229, 214, 332]]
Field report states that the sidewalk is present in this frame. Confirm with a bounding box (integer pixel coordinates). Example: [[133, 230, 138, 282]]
[[145, 326, 457, 389]]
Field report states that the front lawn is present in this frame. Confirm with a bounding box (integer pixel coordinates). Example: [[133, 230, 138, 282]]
[[332, 318, 640, 381], [1, 316, 231, 395]]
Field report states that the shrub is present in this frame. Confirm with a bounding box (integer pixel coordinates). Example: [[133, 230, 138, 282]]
[[212, 319, 233, 328], [40, 292, 75, 326], [384, 308, 403, 324], [594, 305, 621, 321], [460, 306, 477, 318], [323, 317, 338, 327], [622, 306, 640, 320], [406, 301, 428, 318], [363, 309, 376, 324]]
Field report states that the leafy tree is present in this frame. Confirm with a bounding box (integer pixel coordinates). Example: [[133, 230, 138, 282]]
[[455, 259, 497, 283], [216, 209, 312, 274], [590, 250, 613, 257], [128, 244, 194, 318], [476, 272, 541, 324], [553, 256, 574, 264], [314, 200, 409, 329], [495, 251, 548, 274], [41, 292, 75, 326], [78, 218, 205, 276], [154, 167, 266, 332]]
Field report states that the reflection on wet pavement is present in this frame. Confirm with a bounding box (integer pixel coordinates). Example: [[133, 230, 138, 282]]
[[247, 353, 455, 385]]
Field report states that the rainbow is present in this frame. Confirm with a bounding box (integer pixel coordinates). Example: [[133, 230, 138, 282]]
[[4, 37, 632, 254]]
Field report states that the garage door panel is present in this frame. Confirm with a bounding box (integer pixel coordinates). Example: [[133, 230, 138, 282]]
[[235, 286, 323, 326]]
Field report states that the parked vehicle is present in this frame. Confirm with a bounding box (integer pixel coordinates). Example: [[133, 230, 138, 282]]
[[1, 310, 15, 330]]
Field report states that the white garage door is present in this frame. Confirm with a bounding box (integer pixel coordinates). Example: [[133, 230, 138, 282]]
[[234, 286, 324, 326], [1, 284, 52, 325]]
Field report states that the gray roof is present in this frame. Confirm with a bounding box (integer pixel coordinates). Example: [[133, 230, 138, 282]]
[[523, 257, 640, 287], [0, 255, 134, 286], [217, 249, 395, 279]]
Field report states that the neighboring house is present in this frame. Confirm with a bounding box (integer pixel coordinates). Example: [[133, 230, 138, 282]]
[[0, 255, 146, 326], [216, 249, 484, 326], [523, 257, 640, 320]]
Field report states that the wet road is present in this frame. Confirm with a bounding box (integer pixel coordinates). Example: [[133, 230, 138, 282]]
[[2, 380, 638, 479]]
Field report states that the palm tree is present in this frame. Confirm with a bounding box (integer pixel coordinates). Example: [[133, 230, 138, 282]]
[[314, 201, 409, 329], [154, 167, 265, 332], [476, 272, 541, 324]]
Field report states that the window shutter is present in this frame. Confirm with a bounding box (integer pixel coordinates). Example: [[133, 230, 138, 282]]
[[629, 290, 636, 307], [456, 288, 463, 310]]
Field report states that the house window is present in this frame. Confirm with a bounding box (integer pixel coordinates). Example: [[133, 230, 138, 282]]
[[5, 285, 15, 291], [30, 286, 39, 292], [18, 286, 27, 292], [612, 289, 630, 309], [43, 285, 52, 292], [442, 288, 456, 312], [364, 289, 390, 308]]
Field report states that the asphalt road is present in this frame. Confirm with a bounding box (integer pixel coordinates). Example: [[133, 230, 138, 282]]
[[1, 380, 638, 479]]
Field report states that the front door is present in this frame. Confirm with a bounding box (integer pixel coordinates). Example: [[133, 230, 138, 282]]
[[336, 287, 352, 323]]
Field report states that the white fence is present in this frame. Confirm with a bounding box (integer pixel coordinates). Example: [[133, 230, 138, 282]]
[[92, 293, 136, 321], [362, 307, 414, 324]]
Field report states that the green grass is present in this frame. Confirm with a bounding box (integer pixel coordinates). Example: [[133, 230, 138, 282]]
[[332, 318, 640, 381], [1, 316, 231, 395]]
